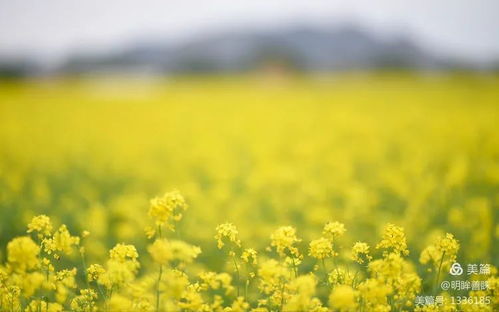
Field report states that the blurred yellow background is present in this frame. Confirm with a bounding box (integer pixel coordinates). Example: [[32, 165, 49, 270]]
[[1, 74, 497, 266]]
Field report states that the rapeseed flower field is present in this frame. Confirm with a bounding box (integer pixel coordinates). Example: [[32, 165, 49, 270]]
[[0, 74, 498, 311]]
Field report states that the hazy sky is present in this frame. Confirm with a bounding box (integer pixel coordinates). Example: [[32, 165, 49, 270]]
[[1, 0, 499, 62]]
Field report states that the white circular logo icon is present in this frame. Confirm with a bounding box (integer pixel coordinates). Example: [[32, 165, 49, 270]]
[[449, 262, 463, 276]]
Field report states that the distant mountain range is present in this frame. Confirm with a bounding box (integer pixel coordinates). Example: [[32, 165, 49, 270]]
[[1, 25, 497, 77]]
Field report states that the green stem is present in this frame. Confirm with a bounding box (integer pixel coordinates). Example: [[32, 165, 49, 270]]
[[157, 224, 163, 239], [96, 284, 108, 312], [434, 251, 446, 294], [279, 282, 285, 312], [79, 251, 91, 288], [155, 224, 164, 312], [156, 264, 163, 312], [244, 263, 251, 302], [331, 239, 339, 275], [293, 257, 299, 277], [232, 254, 240, 297], [352, 269, 360, 287], [321, 258, 330, 286], [245, 280, 249, 302]]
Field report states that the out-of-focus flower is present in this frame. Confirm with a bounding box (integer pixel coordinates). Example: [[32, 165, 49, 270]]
[[323, 221, 346, 239], [87, 264, 105, 282], [241, 248, 258, 265], [420, 233, 459, 271], [215, 222, 241, 249], [42, 225, 80, 257], [309, 237, 334, 259], [149, 189, 187, 229], [376, 224, 409, 256], [329, 285, 357, 311], [270, 226, 301, 257], [351, 242, 372, 264], [7, 236, 40, 271], [27, 215, 53, 238]]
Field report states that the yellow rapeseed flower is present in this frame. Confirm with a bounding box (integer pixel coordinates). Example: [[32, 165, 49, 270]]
[[149, 189, 187, 229], [7, 236, 40, 271], [42, 224, 80, 257], [215, 222, 241, 249], [351, 242, 372, 264], [329, 285, 357, 311], [358, 278, 392, 311], [148, 239, 172, 264], [87, 264, 105, 282], [420, 233, 459, 270], [309, 237, 334, 259], [376, 223, 409, 256], [27, 215, 53, 238], [328, 268, 354, 286], [284, 275, 320, 312], [323, 221, 346, 239], [70, 288, 97, 312], [109, 243, 139, 262], [148, 239, 201, 264], [169, 240, 201, 263], [241, 248, 258, 265], [270, 226, 300, 257], [25, 300, 63, 312]]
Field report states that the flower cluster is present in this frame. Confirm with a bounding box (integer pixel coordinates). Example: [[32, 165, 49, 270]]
[[0, 191, 496, 312], [215, 222, 241, 249], [148, 239, 201, 265], [309, 237, 333, 259], [323, 221, 346, 239], [270, 226, 301, 258], [149, 189, 187, 230], [351, 242, 372, 264], [420, 233, 460, 271], [376, 223, 409, 256]]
